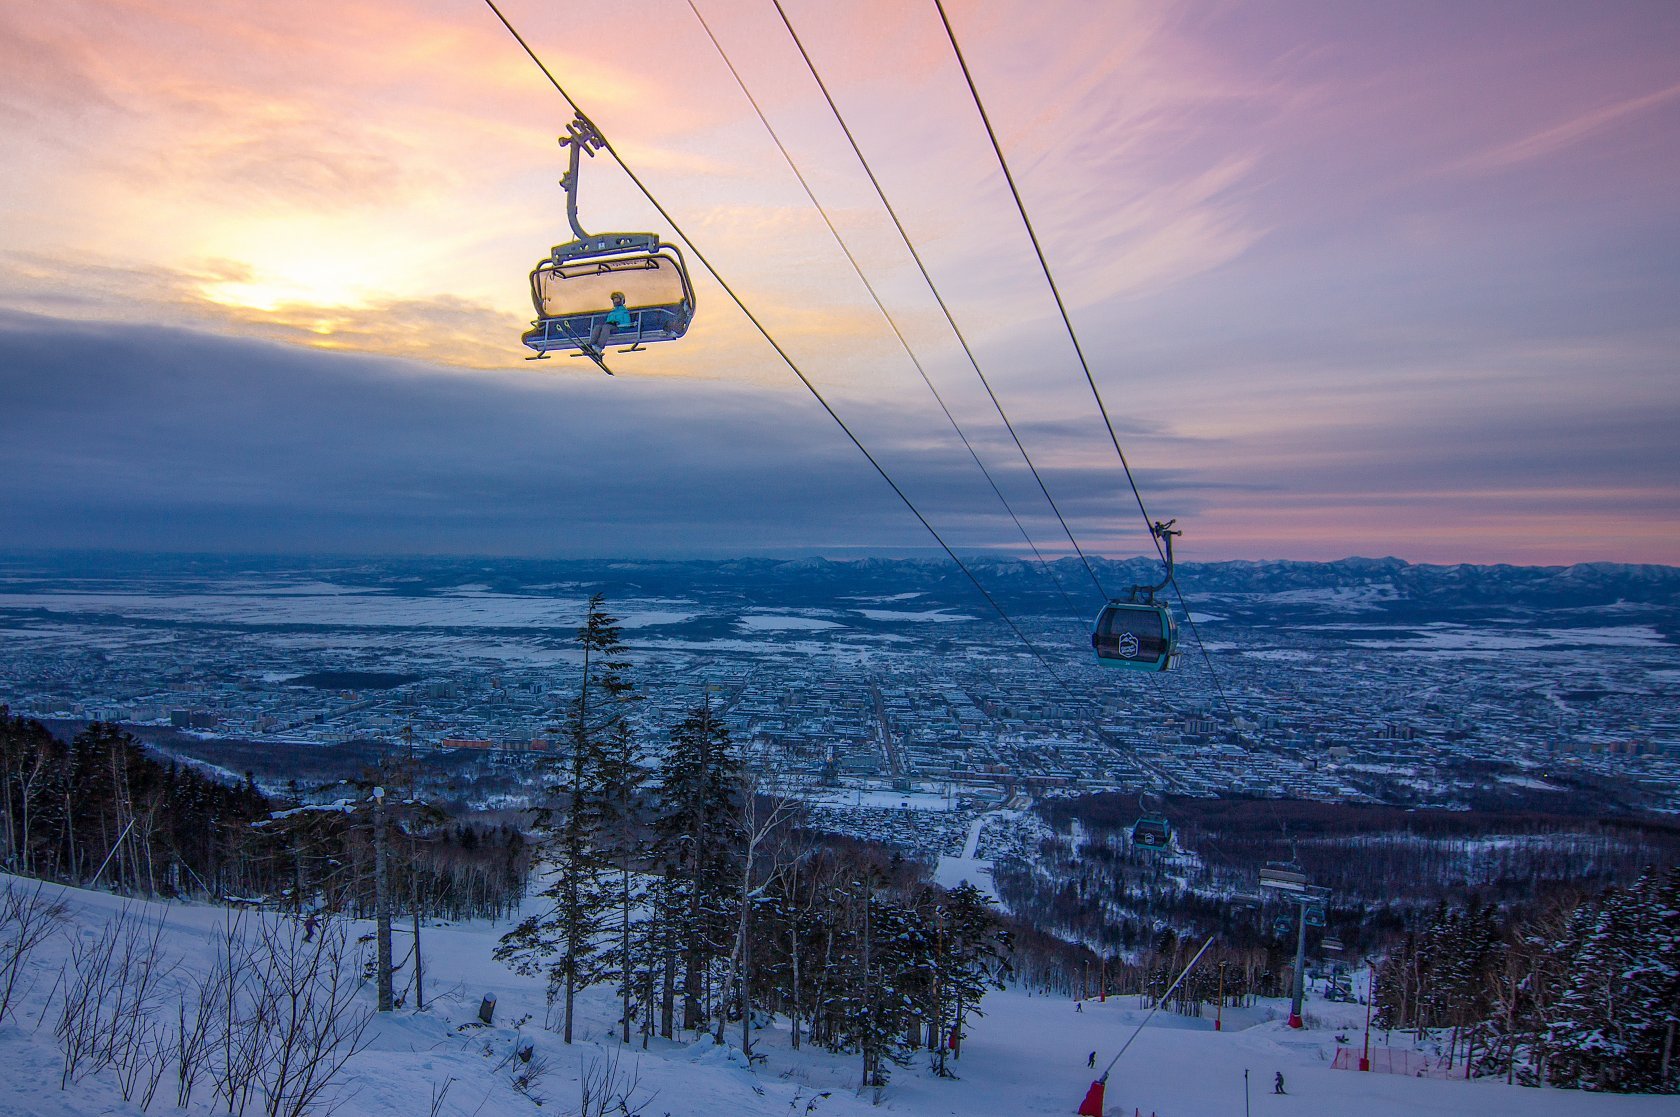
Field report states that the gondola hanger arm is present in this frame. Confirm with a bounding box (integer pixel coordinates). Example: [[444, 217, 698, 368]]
[[556, 113, 605, 243], [1129, 519, 1180, 603]]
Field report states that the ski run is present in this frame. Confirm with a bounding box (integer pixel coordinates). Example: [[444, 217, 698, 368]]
[[1, 872, 1674, 1117]]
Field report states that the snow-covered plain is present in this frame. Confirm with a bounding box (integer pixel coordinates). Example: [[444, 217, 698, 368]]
[[1, 876, 1674, 1117], [854, 609, 973, 623], [735, 615, 846, 631], [0, 590, 703, 631], [1345, 622, 1670, 653]]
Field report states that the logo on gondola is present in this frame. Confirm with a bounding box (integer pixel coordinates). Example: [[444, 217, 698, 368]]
[[1117, 631, 1140, 659]]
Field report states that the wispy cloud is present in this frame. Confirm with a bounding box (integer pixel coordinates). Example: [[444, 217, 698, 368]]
[[1446, 80, 1680, 174]]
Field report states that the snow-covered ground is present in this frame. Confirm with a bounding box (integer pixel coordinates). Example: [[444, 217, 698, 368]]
[[934, 811, 996, 895], [1, 875, 1673, 1117], [804, 788, 960, 813]]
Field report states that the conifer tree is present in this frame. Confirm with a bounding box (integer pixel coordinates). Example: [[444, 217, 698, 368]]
[[1622, 868, 1680, 1093], [939, 881, 1010, 1071], [655, 700, 740, 1033], [821, 864, 915, 1089], [496, 595, 636, 1043], [624, 872, 682, 1045], [1544, 884, 1636, 1089], [598, 716, 651, 1044], [1544, 869, 1680, 1092]]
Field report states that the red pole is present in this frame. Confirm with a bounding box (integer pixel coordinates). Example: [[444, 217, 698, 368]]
[[1360, 959, 1374, 1072]]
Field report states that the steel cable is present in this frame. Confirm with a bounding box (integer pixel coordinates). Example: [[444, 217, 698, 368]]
[[482, 0, 1075, 688]]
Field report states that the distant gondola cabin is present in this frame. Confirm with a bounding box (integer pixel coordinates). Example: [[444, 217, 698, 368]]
[[1131, 817, 1172, 850], [1091, 601, 1178, 672]]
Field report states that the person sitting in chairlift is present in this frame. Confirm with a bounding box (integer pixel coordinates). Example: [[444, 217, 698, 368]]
[[590, 291, 632, 352]]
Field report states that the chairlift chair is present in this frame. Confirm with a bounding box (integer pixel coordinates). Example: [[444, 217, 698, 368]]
[[1304, 905, 1327, 928], [520, 114, 695, 371], [1258, 865, 1310, 893], [523, 236, 694, 357]]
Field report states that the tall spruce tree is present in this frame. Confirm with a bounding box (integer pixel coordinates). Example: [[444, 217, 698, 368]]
[[1621, 868, 1680, 1093], [1544, 869, 1680, 1092], [839, 868, 914, 1090], [938, 881, 1010, 1071], [655, 700, 741, 1034], [598, 716, 651, 1044], [496, 595, 636, 1043]]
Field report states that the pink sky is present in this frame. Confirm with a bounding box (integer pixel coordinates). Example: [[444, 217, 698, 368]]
[[1, 1, 1677, 564]]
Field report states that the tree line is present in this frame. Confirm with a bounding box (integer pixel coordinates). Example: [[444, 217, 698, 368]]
[[0, 708, 531, 929], [1022, 790, 1679, 969], [1374, 869, 1679, 1094]]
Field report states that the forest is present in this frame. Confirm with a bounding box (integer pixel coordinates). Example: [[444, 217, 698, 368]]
[[487, 597, 1012, 1087], [0, 710, 531, 926], [1008, 791, 1680, 1093], [1371, 871, 1679, 1093]]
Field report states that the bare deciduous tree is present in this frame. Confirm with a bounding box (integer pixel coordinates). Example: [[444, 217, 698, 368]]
[[576, 1044, 655, 1117], [54, 905, 174, 1097], [251, 915, 375, 1117], [0, 877, 65, 1024], [715, 750, 802, 1057], [192, 912, 374, 1117]]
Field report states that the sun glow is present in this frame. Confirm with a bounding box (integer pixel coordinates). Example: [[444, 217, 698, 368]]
[[199, 264, 373, 315]]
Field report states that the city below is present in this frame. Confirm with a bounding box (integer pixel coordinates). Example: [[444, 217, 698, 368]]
[[4, 552, 1677, 850]]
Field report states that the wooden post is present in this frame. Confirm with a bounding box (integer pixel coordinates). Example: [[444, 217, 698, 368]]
[[412, 905, 424, 1011]]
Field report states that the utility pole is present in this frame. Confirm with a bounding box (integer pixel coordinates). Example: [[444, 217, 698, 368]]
[[1216, 960, 1227, 1031], [372, 786, 393, 1013], [399, 725, 425, 1012], [1289, 900, 1308, 1028]]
